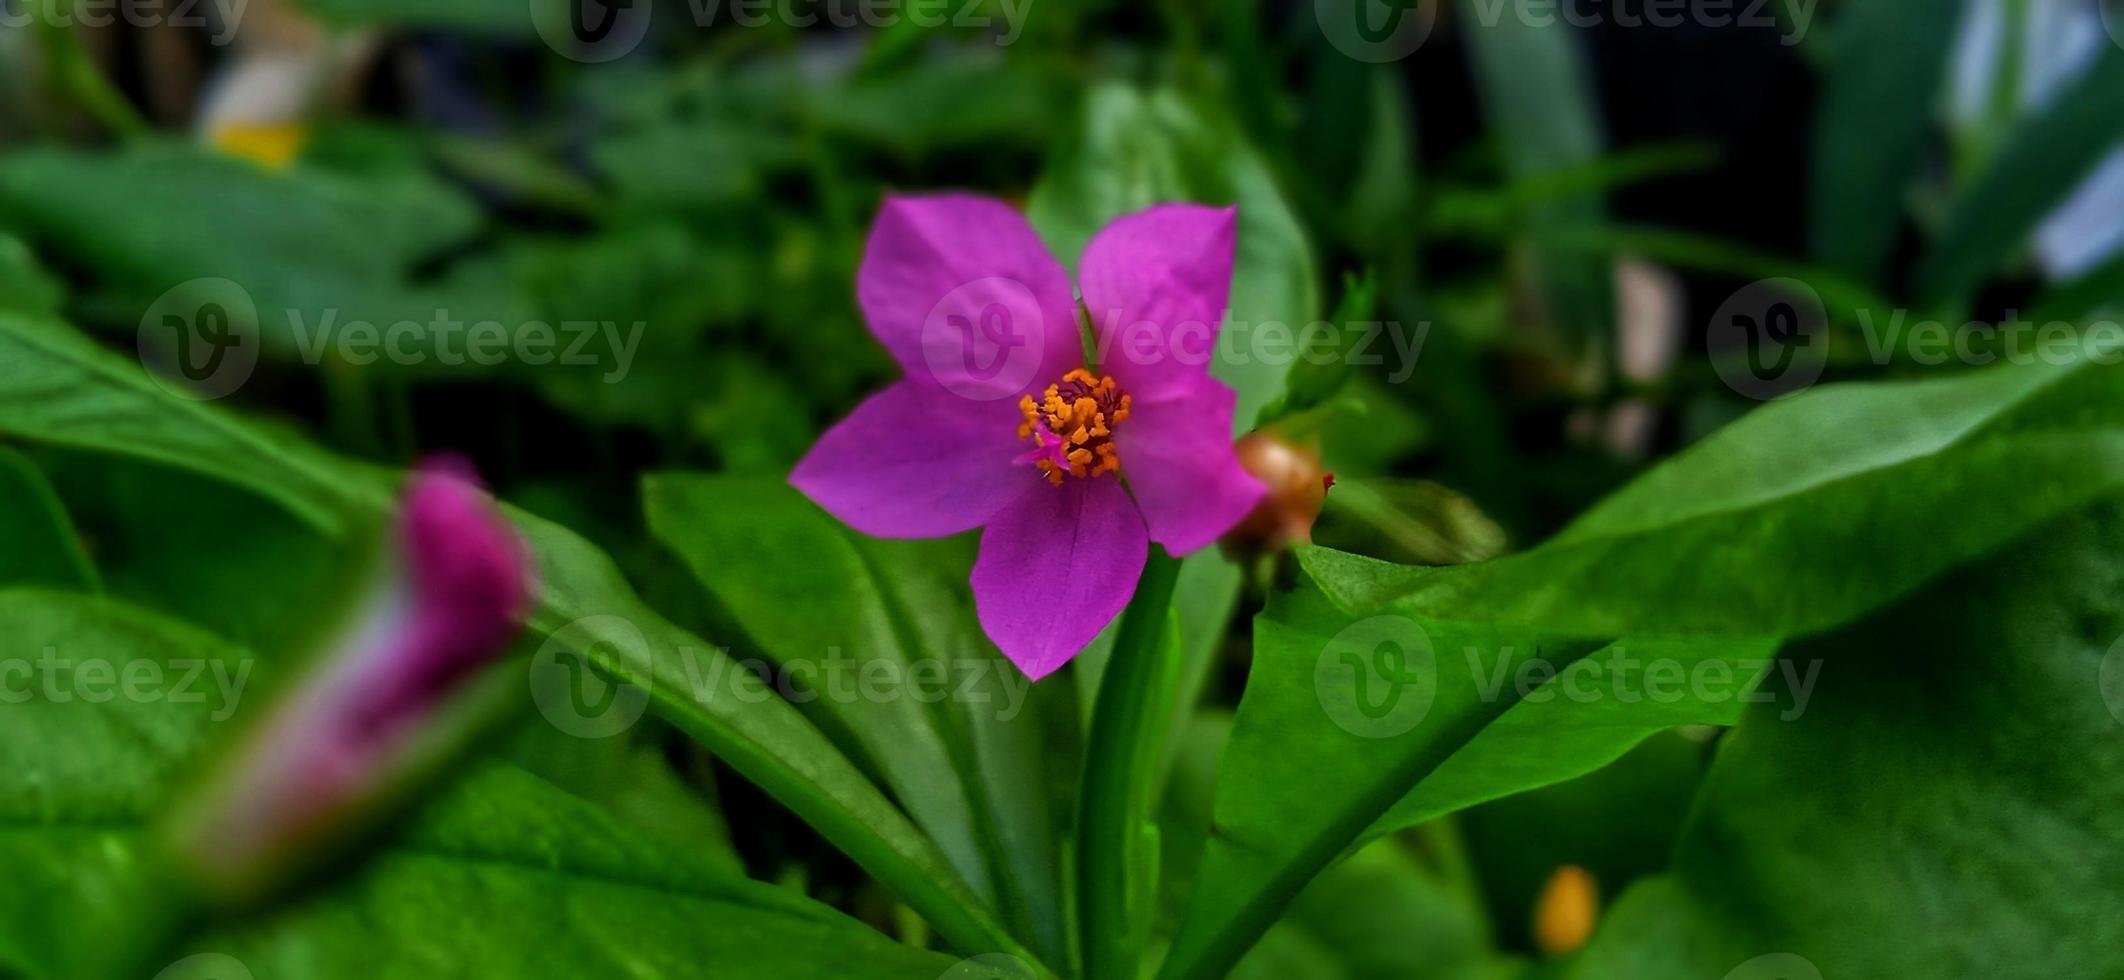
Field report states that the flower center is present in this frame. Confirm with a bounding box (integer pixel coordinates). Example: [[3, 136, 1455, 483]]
[[1016, 369, 1131, 485]]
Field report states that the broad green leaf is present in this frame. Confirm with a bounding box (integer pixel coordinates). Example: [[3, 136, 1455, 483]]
[[0, 590, 987, 979], [1575, 499, 2124, 979], [1461, 13, 1613, 354], [1809, 0, 1967, 281], [0, 315, 1039, 967], [0, 143, 537, 369], [1916, 45, 2124, 308], [639, 474, 992, 906], [0, 448, 97, 591], [1302, 346, 2124, 638], [1028, 83, 1321, 432], [1163, 346, 2124, 978]]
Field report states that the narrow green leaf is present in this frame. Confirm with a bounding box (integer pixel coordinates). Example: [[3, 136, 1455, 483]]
[[640, 474, 993, 905], [1809, 0, 1968, 281], [1078, 553, 1184, 980], [1917, 44, 2124, 308], [0, 448, 98, 591], [1461, 13, 1614, 354]]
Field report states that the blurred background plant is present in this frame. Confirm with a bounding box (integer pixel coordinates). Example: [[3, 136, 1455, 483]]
[[3, 0, 2123, 978]]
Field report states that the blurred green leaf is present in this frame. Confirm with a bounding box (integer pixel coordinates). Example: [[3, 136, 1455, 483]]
[[0, 448, 96, 590], [1461, 14, 1614, 356], [0, 232, 60, 316], [1917, 45, 2124, 309], [1028, 84, 1322, 433], [0, 315, 1042, 968], [1809, 0, 1967, 282], [0, 590, 986, 978]]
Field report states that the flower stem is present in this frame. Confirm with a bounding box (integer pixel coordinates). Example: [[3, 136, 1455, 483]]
[[1077, 549, 1184, 980]]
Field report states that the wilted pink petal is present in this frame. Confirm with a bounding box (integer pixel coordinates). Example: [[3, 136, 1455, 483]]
[[971, 479, 1147, 680], [791, 379, 1038, 538], [1078, 203, 1237, 402], [1115, 381, 1266, 555], [859, 194, 1085, 401]]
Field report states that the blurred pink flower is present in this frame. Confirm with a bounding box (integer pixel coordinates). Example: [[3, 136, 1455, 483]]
[[791, 195, 1264, 679], [171, 456, 532, 899]]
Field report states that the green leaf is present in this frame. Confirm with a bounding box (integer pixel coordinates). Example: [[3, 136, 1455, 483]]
[[1809, 0, 1968, 281], [0, 448, 97, 591], [0, 232, 60, 316], [0, 589, 990, 979], [294, 0, 552, 35], [0, 142, 538, 369], [1916, 45, 2124, 309], [1162, 344, 2124, 978], [0, 315, 1041, 968], [853, 533, 1070, 967], [1300, 345, 2124, 638], [1576, 499, 2124, 979], [1028, 83, 1321, 432], [0, 312, 386, 534], [1461, 13, 1613, 354], [1078, 555, 1183, 980], [640, 474, 992, 906]]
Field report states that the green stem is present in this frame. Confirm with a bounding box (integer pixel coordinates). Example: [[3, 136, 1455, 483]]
[[1077, 550, 1183, 980]]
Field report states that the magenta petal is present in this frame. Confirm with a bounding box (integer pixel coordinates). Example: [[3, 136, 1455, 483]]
[[1078, 203, 1237, 401], [1115, 381, 1266, 555], [859, 194, 1085, 401], [792, 379, 1035, 538], [972, 479, 1147, 680]]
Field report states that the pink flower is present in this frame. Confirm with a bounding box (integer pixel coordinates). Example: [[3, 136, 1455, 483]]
[[791, 195, 1266, 680]]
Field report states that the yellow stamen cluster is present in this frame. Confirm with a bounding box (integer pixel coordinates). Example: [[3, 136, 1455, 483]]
[[1018, 369, 1132, 485]]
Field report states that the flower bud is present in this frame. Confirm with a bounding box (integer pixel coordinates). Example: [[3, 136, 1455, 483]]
[[1222, 432, 1331, 556], [1533, 864, 1600, 955], [164, 456, 532, 905]]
